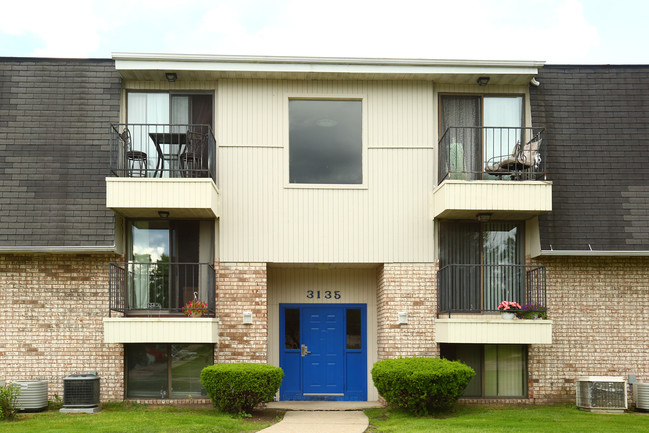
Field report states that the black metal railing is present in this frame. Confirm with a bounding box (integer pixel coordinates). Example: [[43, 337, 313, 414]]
[[109, 123, 217, 185], [109, 262, 216, 317], [437, 264, 546, 316], [438, 126, 545, 184]]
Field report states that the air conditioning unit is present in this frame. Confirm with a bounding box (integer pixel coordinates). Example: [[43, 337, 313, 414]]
[[63, 374, 100, 408], [633, 383, 649, 412], [13, 380, 48, 412], [576, 376, 627, 413]]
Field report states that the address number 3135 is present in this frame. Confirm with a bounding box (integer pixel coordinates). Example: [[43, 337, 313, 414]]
[[306, 290, 341, 300]]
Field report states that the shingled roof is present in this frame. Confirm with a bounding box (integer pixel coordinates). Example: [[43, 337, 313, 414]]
[[0, 58, 121, 248], [531, 65, 649, 251]]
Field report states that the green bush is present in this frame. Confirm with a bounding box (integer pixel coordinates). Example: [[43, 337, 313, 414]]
[[371, 357, 475, 415], [0, 383, 20, 421], [200, 363, 283, 414]]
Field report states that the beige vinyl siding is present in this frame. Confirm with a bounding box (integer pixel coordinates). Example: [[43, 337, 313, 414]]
[[435, 318, 553, 345], [218, 79, 436, 263], [103, 318, 219, 343], [267, 266, 379, 401]]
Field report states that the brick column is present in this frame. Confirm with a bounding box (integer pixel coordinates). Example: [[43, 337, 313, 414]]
[[376, 263, 438, 360], [216, 262, 268, 363]]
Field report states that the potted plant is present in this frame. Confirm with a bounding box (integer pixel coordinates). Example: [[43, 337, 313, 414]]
[[497, 301, 522, 320], [516, 302, 548, 320], [182, 293, 208, 317]]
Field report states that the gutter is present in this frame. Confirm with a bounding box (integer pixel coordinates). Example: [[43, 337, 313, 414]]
[[0, 245, 118, 254], [540, 250, 649, 257]]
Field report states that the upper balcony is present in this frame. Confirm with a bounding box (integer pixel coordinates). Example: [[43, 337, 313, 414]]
[[431, 126, 552, 220], [106, 123, 220, 219]]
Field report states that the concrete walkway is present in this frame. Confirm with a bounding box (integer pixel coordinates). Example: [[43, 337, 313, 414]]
[[257, 401, 384, 433]]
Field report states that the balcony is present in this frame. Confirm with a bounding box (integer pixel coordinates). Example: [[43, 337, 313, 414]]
[[104, 262, 218, 343], [106, 123, 220, 219], [436, 264, 552, 345], [431, 126, 552, 220]]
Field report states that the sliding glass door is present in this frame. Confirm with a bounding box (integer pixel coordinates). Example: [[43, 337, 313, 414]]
[[439, 221, 523, 312]]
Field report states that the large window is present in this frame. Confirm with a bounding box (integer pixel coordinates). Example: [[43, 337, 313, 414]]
[[289, 99, 362, 184], [126, 343, 213, 398], [441, 344, 527, 397]]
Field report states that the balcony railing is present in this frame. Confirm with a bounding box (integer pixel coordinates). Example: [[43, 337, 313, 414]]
[[109, 262, 216, 317], [438, 126, 545, 184], [110, 123, 217, 185], [437, 264, 546, 316]]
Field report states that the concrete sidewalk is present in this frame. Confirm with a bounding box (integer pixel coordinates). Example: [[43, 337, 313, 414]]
[[256, 410, 369, 433], [257, 401, 384, 432]]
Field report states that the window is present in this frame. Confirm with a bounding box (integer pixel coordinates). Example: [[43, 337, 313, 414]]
[[127, 219, 214, 313], [438, 221, 523, 312], [126, 92, 213, 178], [441, 344, 527, 397], [289, 99, 362, 184], [439, 95, 523, 180], [126, 343, 213, 398]]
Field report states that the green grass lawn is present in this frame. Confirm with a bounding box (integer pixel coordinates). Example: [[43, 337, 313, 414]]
[[366, 404, 649, 433], [0, 402, 276, 433]]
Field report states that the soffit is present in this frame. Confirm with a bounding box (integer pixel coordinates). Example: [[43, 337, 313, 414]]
[[113, 53, 544, 85]]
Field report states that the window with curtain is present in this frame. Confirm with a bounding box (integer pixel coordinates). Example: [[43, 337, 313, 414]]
[[441, 344, 527, 397], [440, 95, 523, 180], [439, 221, 523, 312]]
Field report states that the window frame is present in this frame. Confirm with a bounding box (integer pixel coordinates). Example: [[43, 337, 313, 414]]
[[285, 94, 368, 189]]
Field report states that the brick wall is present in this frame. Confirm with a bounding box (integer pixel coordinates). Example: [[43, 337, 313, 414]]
[[0, 253, 123, 401], [529, 256, 649, 403], [377, 263, 438, 360], [216, 262, 267, 363]]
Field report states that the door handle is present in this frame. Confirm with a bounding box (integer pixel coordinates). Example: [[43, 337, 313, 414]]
[[301, 344, 311, 357]]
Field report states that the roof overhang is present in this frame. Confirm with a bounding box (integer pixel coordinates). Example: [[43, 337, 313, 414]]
[[113, 52, 544, 85]]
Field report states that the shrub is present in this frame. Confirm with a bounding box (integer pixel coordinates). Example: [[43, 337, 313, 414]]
[[200, 363, 283, 414], [371, 357, 475, 415], [0, 383, 20, 421]]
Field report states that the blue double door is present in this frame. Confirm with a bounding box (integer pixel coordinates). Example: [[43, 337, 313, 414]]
[[279, 304, 367, 401]]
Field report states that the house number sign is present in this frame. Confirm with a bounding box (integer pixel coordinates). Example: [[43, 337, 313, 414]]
[[306, 290, 341, 300]]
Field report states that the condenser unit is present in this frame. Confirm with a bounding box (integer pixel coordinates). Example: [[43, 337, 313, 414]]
[[576, 376, 627, 413], [633, 383, 649, 412], [13, 380, 48, 412], [63, 374, 100, 408]]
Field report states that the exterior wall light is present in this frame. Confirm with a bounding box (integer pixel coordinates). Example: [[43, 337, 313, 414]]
[[158, 211, 170, 218], [397, 312, 408, 324], [476, 213, 492, 223], [243, 311, 253, 324], [477, 76, 490, 86], [165, 72, 177, 82]]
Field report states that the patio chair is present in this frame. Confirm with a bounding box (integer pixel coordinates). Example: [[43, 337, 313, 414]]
[[120, 127, 148, 177], [180, 129, 207, 178], [485, 136, 542, 179]]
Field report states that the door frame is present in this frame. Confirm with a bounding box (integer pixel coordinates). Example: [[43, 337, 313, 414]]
[[278, 303, 367, 401]]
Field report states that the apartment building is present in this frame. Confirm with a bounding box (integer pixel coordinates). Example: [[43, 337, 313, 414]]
[[0, 55, 647, 404]]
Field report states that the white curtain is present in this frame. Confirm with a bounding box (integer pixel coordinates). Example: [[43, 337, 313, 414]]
[[127, 93, 170, 177]]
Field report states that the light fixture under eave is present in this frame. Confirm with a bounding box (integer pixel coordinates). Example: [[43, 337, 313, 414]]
[[165, 72, 177, 82], [476, 76, 490, 86], [476, 213, 492, 223], [158, 211, 170, 218]]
